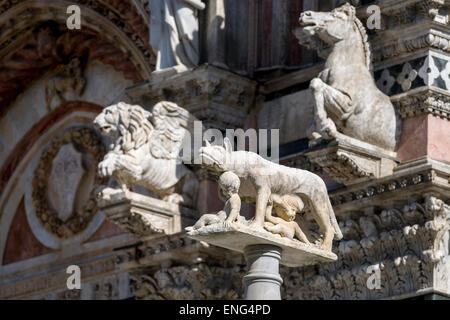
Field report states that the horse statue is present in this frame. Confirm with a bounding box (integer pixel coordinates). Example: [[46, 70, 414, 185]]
[[298, 3, 399, 151]]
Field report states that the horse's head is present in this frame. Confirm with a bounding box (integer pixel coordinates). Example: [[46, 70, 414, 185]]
[[299, 3, 357, 49]]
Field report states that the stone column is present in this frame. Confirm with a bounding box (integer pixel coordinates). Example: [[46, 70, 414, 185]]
[[243, 244, 283, 300]]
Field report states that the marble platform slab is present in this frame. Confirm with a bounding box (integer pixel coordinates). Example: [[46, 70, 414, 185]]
[[187, 222, 337, 267]]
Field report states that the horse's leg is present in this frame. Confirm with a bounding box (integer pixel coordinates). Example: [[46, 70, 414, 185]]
[[310, 78, 337, 140], [310, 78, 353, 139]]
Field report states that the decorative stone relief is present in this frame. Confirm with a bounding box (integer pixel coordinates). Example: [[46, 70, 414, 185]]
[[32, 127, 107, 238], [126, 65, 257, 130], [129, 263, 245, 300], [92, 277, 120, 300], [419, 53, 450, 90], [281, 196, 450, 300], [94, 101, 199, 208], [56, 289, 81, 300], [48, 144, 85, 222], [45, 57, 86, 110], [304, 137, 398, 186], [97, 189, 187, 240], [356, 1, 450, 67], [392, 87, 450, 120], [375, 56, 426, 95], [0, 1, 153, 69], [376, 69, 396, 95], [0, 25, 143, 115], [397, 62, 418, 92], [297, 3, 399, 151]]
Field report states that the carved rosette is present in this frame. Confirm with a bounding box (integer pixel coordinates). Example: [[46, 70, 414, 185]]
[[281, 196, 450, 300], [32, 127, 107, 238]]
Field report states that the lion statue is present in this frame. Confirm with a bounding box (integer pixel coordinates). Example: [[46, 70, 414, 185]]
[[93, 101, 198, 207]]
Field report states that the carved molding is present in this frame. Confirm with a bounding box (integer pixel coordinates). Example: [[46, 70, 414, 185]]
[[329, 159, 450, 209], [392, 86, 450, 120], [281, 195, 450, 300], [0, 0, 153, 64], [0, 25, 143, 115], [0, 255, 117, 299], [369, 31, 450, 65], [303, 137, 397, 186], [355, 0, 450, 66], [129, 263, 245, 300], [126, 65, 258, 130], [0, 0, 156, 114]]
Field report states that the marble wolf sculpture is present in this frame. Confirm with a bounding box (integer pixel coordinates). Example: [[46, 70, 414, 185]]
[[199, 138, 343, 251], [298, 3, 399, 150]]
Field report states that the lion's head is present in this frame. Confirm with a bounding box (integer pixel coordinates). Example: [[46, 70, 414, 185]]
[[94, 102, 153, 153]]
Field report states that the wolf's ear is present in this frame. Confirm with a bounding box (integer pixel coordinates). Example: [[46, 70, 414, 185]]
[[223, 137, 232, 153]]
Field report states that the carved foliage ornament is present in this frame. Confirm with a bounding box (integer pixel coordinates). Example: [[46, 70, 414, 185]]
[[129, 263, 245, 300], [32, 127, 107, 238], [282, 196, 450, 300]]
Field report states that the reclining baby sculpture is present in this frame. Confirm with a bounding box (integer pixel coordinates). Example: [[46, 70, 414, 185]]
[[297, 3, 399, 150], [93, 101, 198, 208], [188, 138, 342, 252]]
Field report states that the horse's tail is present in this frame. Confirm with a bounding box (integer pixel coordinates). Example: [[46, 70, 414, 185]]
[[327, 200, 343, 240]]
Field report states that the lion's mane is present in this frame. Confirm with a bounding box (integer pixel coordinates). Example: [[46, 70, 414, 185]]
[[111, 102, 153, 153]]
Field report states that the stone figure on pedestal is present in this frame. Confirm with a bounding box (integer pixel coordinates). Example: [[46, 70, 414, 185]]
[[297, 3, 399, 151], [93, 101, 198, 208], [194, 137, 342, 251], [186, 138, 341, 299], [149, 0, 205, 70]]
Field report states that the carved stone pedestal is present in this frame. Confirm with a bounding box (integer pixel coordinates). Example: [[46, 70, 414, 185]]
[[97, 189, 196, 241], [187, 222, 337, 300], [126, 64, 257, 129], [305, 134, 398, 186]]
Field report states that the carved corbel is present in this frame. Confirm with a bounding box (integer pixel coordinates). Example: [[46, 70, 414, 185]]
[[304, 136, 398, 186], [97, 189, 188, 241]]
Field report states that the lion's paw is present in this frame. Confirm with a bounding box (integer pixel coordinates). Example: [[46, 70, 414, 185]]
[[164, 193, 185, 204], [98, 155, 120, 178]]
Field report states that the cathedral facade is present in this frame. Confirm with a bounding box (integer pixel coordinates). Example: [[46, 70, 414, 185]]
[[0, 0, 449, 300]]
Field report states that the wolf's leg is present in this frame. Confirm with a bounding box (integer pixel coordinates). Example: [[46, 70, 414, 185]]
[[307, 196, 334, 252], [251, 186, 271, 228]]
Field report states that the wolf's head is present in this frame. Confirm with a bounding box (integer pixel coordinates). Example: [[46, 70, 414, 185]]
[[198, 137, 232, 174]]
